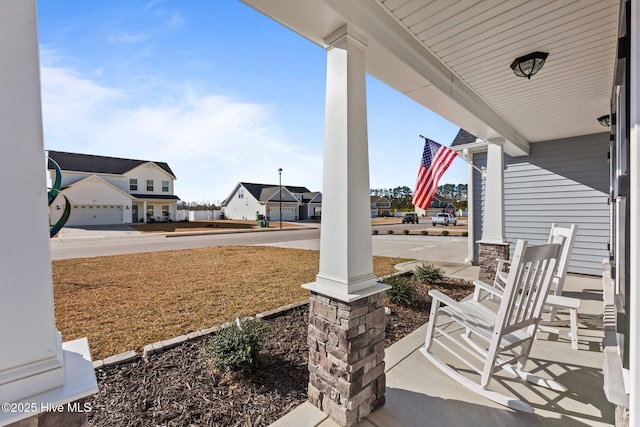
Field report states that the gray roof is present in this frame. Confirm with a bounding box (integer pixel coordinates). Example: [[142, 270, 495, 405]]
[[47, 150, 176, 178], [302, 191, 322, 203], [239, 182, 312, 201], [130, 194, 180, 201], [450, 129, 477, 147]]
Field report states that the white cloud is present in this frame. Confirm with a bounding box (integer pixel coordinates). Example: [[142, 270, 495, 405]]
[[107, 32, 152, 44], [168, 13, 184, 29], [40, 66, 322, 203]]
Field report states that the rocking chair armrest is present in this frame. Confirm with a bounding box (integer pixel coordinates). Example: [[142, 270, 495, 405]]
[[546, 294, 581, 309], [473, 280, 504, 298], [428, 289, 459, 308]]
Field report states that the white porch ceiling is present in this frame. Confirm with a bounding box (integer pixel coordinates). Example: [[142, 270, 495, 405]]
[[240, 0, 619, 155]]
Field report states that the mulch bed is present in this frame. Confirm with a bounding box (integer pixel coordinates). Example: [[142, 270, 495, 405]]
[[87, 275, 473, 426]]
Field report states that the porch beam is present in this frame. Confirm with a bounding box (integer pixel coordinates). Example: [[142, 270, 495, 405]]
[[320, 0, 530, 157]]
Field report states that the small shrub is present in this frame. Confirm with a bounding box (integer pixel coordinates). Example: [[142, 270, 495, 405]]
[[387, 229, 394, 235], [462, 231, 468, 237], [402, 229, 409, 235], [384, 276, 416, 307], [372, 229, 379, 235], [420, 230, 428, 236], [208, 318, 270, 373], [441, 230, 449, 236], [414, 263, 444, 283]]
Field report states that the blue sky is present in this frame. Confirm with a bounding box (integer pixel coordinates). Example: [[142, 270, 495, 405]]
[[37, 0, 464, 204]]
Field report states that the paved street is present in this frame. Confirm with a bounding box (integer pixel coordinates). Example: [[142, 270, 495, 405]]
[[50, 225, 474, 278], [50, 227, 321, 260]]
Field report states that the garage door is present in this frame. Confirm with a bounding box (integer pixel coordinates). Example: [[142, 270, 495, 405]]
[[269, 207, 296, 221], [66, 205, 123, 226]]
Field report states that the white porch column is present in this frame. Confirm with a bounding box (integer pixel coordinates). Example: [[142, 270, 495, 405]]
[[302, 25, 386, 301], [463, 148, 475, 264], [0, 2, 96, 425], [480, 140, 506, 244], [476, 140, 509, 283], [629, 0, 639, 424], [302, 25, 389, 427]]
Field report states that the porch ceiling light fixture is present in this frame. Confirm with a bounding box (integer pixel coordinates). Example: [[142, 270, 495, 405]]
[[598, 115, 611, 127], [510, 51, 549, 79]]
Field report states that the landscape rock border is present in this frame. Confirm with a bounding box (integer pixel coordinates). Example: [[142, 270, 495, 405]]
[[90, 276, 404, 370], [91, 300, 312, 369]]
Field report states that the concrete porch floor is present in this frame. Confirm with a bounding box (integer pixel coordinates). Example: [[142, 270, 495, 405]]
[[271, 271, 613, 427]]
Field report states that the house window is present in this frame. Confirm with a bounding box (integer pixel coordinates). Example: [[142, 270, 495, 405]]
[[238, 189, 244, 199], [146, 206, 154, 220], [162, 205, 170, 219], [162, 180, 169, 192], [146, 179, 154, 191], [130, 179, 138, 191]]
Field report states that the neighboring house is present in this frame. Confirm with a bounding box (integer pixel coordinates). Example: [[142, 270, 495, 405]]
[[299, 191, 322, 220], [47, 150, 180, 226], [221, 182, 321, 221], [415, 195, 456, 217], [370, 195, 391, 217], [450, 129, 609, 277]]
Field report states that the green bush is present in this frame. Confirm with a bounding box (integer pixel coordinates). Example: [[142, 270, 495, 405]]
[[387, 229, 394, 235], [208, 318, 270, 373], [462, 231, 468, 237], [402, 229, 409, 235], [420, 230, 428, 236], [441, 230, 449, 236], [384, 276, 416, 307], [372, 229, 379, 235], [414, 263, 444, 283]]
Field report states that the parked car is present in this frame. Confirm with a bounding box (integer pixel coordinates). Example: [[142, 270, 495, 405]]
[[432, 213, 457, 226], [402, 213, 419, 224]]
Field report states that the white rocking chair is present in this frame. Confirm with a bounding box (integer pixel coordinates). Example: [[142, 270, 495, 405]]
[[421, 240, 563, 413], [493, 224, 580, 349]]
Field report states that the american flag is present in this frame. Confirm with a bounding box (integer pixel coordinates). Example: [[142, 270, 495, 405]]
[[412, 138, 458, 210]]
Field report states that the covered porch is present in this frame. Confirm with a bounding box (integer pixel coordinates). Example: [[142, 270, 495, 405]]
[[0, 1, 636, 426], [240, 0, 636, 426], [272, 271, 613, 426]]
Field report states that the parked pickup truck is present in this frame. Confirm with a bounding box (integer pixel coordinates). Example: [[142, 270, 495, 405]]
[[431, 213, 457, 226]]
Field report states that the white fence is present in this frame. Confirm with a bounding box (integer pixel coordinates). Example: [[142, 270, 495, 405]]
[[175, 209, 222, 221]]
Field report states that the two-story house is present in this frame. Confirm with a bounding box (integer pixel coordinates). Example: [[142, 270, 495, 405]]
[[221, 182, 321, 221], [414, 195, 456, 218], [370, 195, 392, 217], [47, 151, 180, 226]]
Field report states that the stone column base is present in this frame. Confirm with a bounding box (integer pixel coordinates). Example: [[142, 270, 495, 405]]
[[477, 241, 510, 283], [307, 290, 386, 427]]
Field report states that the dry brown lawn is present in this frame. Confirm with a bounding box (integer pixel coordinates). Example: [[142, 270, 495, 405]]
[[53, 246, 407, 360]]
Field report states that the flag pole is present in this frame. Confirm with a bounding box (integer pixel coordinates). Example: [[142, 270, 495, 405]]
[[419, 134, 485, 176]]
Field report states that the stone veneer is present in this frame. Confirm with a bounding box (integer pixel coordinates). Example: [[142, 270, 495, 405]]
[[307, 291, 386, 427], [477, 241, 510, 283]]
